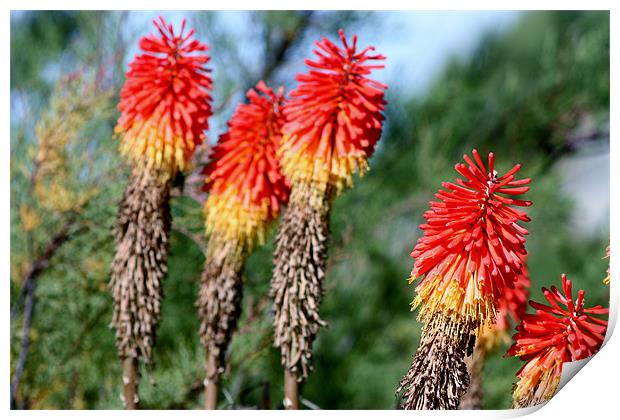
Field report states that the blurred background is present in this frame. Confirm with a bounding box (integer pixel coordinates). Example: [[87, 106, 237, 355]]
[[10, 10, 610, 409]]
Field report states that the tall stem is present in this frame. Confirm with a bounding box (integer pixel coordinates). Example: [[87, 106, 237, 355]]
[[205, 353, 219, 409], [284, 370, 299, 410], [122, 357, 139, 409]]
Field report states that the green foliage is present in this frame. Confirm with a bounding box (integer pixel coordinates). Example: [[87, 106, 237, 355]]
[[10, 10, 609, 409], [10, 69, 125, 409], [10, 11, 79, 93]]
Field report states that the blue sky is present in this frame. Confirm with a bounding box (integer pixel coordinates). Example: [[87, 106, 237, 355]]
[[125, 10, 521, 97]]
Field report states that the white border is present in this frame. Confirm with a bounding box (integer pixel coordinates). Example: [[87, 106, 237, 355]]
[[3, 2, 617, 418]]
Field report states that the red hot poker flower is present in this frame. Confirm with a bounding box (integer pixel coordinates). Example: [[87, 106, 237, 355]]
[[203, 81, 290, 247], [410, 150, 532, 333], [508, 273, 608, 406], [279, 29, 387, 194], [116, 17, 213, 176], [508, 273, 608, 362]]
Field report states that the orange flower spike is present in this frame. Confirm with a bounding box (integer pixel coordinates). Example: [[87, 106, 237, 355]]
[[279, 29, 387, 194], [203, 81, 290, 247], [116, 17, 213, 176], [410, 150, 532, 332]]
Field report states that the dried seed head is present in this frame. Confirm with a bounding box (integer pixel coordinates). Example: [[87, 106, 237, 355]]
[[458, 347, 486, 410], [270, 183, 332, 381], [396, 314, 474, 410], [197, 238, 245, 374], [110, 168, 171, 362]]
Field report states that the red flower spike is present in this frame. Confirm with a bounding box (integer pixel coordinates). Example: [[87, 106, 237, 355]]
[[508, 273, 608, 405], [278, 29, 387, 194], [508, 273, 608, 362], [203, 81, 290, 247], [115, 17, 213, 176], [410, 150, 532, 332]]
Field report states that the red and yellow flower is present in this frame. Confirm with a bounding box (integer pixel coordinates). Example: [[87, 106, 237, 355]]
[[278, 29, 387, 196], [115, 17, 213, 176], [508, 273, 608, 406], [510, 345, 564, 407], [410, 150, 532, 334], [203, 81, 289, 248]]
